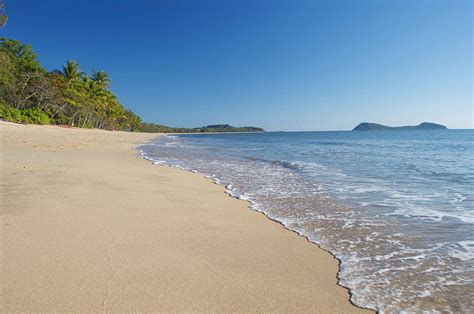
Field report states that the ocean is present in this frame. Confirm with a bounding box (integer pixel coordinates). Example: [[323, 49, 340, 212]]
[[139, 130, 473, 312]]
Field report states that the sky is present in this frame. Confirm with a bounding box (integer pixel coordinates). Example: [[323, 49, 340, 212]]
[[2, 0, 472, 131]]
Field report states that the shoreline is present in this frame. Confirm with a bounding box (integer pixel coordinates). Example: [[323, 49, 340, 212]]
[[138, 135, 374, 312], [1, 121, 369, 312], [144, 162, 373, 312]]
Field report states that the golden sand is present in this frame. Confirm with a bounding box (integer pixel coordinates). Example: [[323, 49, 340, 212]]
[[0, 121, 369, 312]]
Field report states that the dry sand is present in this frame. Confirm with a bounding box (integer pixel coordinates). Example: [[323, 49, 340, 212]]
[[0, 121, 369, 312]]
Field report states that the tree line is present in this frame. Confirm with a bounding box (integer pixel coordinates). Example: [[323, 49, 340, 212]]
[[0, 37, 142, 131], [140, 123, 264, 133], [0, 38, 264, 133]]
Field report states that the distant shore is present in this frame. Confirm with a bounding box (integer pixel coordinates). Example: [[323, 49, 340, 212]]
[[0, 121, 368, 312]]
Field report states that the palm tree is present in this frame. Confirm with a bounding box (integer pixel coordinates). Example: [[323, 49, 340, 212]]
[[91, 70, 110, 89], [80, 75, 107, 127], [55, 60, 83, 81], [83, 76, 102, 95]]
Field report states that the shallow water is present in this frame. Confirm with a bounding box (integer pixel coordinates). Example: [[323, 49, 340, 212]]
[[139, 130, 474, 312]]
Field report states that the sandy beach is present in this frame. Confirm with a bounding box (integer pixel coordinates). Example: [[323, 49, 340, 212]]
[[0, 121, 368, 312]]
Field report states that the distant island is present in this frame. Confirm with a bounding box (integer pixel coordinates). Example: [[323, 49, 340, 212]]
[[353, 122, 447, 131], [141, 123, 264, 133]]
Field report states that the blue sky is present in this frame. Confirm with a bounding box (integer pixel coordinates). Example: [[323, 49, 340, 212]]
[[2, 0, 472, 130]]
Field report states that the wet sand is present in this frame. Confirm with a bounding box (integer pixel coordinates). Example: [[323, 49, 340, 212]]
[[0, 121, 369, 312]]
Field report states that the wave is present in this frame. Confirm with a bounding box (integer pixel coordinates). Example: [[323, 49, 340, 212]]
[[137, 132, 474, 313], [243, 156, 308, 171]]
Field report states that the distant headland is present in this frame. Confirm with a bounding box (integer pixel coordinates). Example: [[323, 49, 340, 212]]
[[141, 123, 264, 133], [353, 122, 448, 131], [0, 38, 265, 134]]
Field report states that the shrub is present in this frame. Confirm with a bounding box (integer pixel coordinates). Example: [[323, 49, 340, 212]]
[[0, 103, 24, 123], [22, 107, 50, 125], [0, 103, 50, 125]]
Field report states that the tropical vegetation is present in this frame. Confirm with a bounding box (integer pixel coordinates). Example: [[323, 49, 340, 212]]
[[0, 38, 142, 130], [141, 123, 264, 133], [0, 38, 263, 133]]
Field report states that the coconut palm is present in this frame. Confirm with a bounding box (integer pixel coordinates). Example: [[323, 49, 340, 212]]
[[91, 70, 110, 89], [83, 76, 103, 97], [54, 60, 83, 81]]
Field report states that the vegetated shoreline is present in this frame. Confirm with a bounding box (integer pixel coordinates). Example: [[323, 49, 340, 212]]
[[0, 119, 264, 135], [0, 37, 263, 134], [1, 121, 369, 312]]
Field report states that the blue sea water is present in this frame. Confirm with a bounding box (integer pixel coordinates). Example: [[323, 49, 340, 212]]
[[139, 130, 474, 312]]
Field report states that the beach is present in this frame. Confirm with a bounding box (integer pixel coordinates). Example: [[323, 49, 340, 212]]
[[0, 121, 366, 312], [143, 130, 474, 312]]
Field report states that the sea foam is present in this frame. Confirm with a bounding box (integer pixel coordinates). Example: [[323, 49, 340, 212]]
[[138, 131, 474, 313]]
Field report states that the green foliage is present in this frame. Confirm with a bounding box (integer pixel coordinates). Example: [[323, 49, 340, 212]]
[[0, 38, 46, 110], [0, 102, 22, 122], [196, 124, 264, 132], [55, 60, 83, 82], [23, 107, 50, 124], [92, 70, 110, 89], [0, 37, 264, 133], [0, 37, 144, 131], [24, 107, 51, 124], [141, 123, 191, 133], [0, 37, 43, 74], [0, 102, 50, 124], [140, 123, 264, 133]]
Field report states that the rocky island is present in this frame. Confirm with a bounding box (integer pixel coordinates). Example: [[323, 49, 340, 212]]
[[353, 122, 448, 131]]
